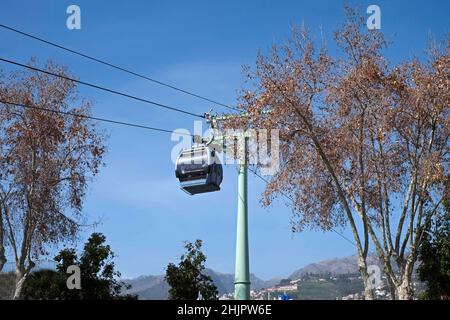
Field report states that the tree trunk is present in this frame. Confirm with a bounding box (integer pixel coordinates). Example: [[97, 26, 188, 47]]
[[0, 256, 5, 272], [13, 271, 28, 300], [393, 254, 415, 300], [363, 278, 375, 300], [0, 243, 5, 272], [0, 209, 5, 272], [396, 277, 413, 300], [358, 256, 375, 300], [385, 274, 398, 300]]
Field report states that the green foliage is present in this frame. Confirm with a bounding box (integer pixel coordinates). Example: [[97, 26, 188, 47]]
[[22, 269, 67, 300], [165, 240, 218, 300], [0, 272, 16, 300], [22, 233, 137, 300], [278, 278, 291, 286], [418, 199, 450, 300], [296, 274, 364, 300]]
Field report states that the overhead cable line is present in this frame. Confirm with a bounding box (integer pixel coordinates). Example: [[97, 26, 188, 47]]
[[0, 23, 238, 111], [0, 57, 204, 119], [0, 99, 193, 136], [248, 167, 357, 247]]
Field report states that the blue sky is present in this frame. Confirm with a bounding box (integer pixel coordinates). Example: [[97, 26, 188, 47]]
[[0, 0, 448, 279]]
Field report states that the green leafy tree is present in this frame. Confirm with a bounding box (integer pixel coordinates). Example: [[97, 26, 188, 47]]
[[21, 269, 66, 300], [22, 233, 136, 300], [165, 240, 218, 300], [279, 279, 291, 286], [418, 179, 450, 300]]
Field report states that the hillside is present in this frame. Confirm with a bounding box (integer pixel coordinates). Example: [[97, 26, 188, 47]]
[[122, 254, 384, 300], [289, 254, 381, 280], [122, 269, 280, 300]]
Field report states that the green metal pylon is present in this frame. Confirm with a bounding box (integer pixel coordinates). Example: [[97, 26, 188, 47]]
[[234, 163, 250, 300], [204, 113, 251, 300]]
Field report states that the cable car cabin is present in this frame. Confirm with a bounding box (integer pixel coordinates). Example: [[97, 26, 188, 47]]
[[175, 145, 223, 195]]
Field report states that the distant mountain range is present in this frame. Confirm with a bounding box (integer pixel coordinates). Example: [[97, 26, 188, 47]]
[[122, 254, 381, 300], [289, 254, 381, 280], [124, 275, 169, 300], [123, 269, 281, 299]]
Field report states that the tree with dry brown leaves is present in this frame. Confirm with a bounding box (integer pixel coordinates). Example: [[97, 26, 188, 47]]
[[226, 7, 449, 299], [0, 60, 106, 299]]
